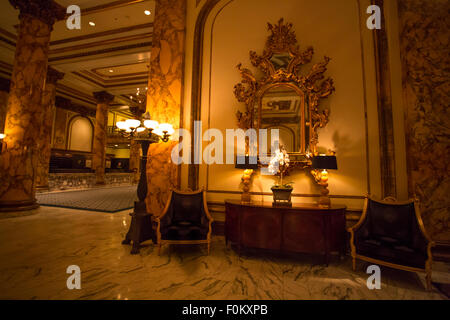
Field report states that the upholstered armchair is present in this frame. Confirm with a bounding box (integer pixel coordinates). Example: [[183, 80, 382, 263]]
[[348, 196, 435, 290], [155, 189, 213, 255]]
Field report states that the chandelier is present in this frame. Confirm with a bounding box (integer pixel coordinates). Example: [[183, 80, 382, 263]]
[[115, 112, 174, 142]]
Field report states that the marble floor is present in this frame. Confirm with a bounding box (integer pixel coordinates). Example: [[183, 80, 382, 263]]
[[0, 206, 448, 300]]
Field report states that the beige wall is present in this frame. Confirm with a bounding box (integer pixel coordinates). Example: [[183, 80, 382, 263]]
[[106, 147, 131, 158], [52, 107, 96, 152], [182, 0, 385, 210]]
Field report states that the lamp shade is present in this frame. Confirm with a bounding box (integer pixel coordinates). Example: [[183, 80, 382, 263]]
[[116, 121, 127, 130], [0, 133, 5, 139], [125, 119, 141, 129], [159, 123, 174, 134], [235, 155, 258, 170], [312, 155, 337, 170], [143, 120, 159, 130]]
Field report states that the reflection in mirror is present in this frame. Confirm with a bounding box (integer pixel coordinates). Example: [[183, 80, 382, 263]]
[[258, 86, 305, 153], [269, 52, 291, 70]]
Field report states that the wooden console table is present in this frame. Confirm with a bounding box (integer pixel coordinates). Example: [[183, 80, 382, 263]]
[[225, 200, 347, 265]]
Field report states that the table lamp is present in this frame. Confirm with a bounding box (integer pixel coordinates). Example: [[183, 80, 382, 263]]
[[311, 155, 337, 207], [235, 155, 258, 203]]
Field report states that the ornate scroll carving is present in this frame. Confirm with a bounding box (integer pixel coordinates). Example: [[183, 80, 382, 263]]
[[234, 18, 335, 154], [9, 0, 66, 28]]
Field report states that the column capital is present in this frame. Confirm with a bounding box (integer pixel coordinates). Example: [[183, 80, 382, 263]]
[[9, 0, 66, 27], [46, 67, 65, 85], [93, 91, 115, 104]]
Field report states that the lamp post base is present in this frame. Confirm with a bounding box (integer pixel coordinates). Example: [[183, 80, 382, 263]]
[[122, 200, 156, 254]]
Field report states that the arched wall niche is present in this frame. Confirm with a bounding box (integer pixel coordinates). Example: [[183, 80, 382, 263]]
[[67, 115, 94, 153], [185, 0, 389, 209]]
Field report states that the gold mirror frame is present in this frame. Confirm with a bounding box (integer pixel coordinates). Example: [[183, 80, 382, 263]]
[[234, 18, 335, 168]]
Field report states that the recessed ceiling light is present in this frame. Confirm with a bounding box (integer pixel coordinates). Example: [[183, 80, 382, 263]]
[[144, 10, 151, 15], [89, 21, 95, 26], [109, 69, 114, 73]]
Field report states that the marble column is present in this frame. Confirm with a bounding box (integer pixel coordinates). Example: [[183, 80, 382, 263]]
[[146, 0, 186, 130], [145, 0, 186, 212], [0, 78, 10, 133], [92, 91, 114, 185], [0, 0, 64, 212], [35, 68, 64, 191], [129, 139, 140, 184]]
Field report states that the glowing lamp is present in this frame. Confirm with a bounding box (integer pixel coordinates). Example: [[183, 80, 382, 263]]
[[125, 119, 141, 129]]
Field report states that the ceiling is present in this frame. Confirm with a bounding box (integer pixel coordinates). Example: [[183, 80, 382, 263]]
[[0, 0, 155, 114]]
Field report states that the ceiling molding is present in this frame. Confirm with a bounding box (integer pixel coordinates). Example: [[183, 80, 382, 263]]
[[72, 71, 147, 89], [49, 41, 152, 62], [50, 22, 153, 46], [49, 32, 152, 54], [79, 0, 150, 17], [79, 70, 148, 84]]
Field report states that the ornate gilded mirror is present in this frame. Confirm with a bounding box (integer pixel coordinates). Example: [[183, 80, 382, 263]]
[[234, 19, 335, 167]]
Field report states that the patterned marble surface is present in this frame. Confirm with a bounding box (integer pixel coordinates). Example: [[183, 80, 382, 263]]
[[92, 92, 114, 185], [398, 0, 450, 241], [0, 206, 447, 300], [145, 141, 178, 217], [146, 0, 186, 129]]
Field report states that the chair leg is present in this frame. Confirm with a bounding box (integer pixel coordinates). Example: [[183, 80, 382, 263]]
[[426, 270, 432, 291], [207, 242, 211, 255], [158, 243, 161, 256], [352, 257, 356, 271]]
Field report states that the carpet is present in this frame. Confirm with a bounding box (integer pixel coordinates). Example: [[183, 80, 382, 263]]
[[36, 186, 137, 213]]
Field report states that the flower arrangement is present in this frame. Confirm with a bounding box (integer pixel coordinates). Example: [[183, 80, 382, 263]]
[[268, 146, 293, 189]]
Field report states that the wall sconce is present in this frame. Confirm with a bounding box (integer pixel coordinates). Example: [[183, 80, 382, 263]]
[[235, 155, 258, 203], [311, 155, 338, 207], [0, 133, 5, 153]]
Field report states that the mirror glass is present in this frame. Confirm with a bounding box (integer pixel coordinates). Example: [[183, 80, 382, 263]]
[[257, 86, 306, 153], [269, 52, 292, 70]]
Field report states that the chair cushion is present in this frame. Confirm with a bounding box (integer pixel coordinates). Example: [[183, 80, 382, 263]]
[[356, 237, 427, 269], [368, 200, 415, 245], [161, 221, 208, 241], [172, 193, 204, 224]]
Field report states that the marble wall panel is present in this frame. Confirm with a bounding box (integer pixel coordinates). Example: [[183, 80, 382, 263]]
[[398, 0, 450, 241], [46, 172, 135, 192]]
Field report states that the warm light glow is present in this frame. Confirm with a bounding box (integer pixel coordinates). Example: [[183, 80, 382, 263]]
[[153, 128, 163, 137], [159, 123, 174, 134], [144, 10, 151, 15], [116, 121, 127, 130], [136, 127, 145, 133], [0, 133, 5, 139], [89, 21, 95, 26], [125, 119, 141, 129], [143, 120, 158, 130]]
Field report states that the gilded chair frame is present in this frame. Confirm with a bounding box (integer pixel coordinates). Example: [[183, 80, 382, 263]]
[[155, 188, 214, 255], [348, 195, 435, 290]]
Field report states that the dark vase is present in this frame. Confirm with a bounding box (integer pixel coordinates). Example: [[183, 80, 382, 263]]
[[271, 185, 293, 207]]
